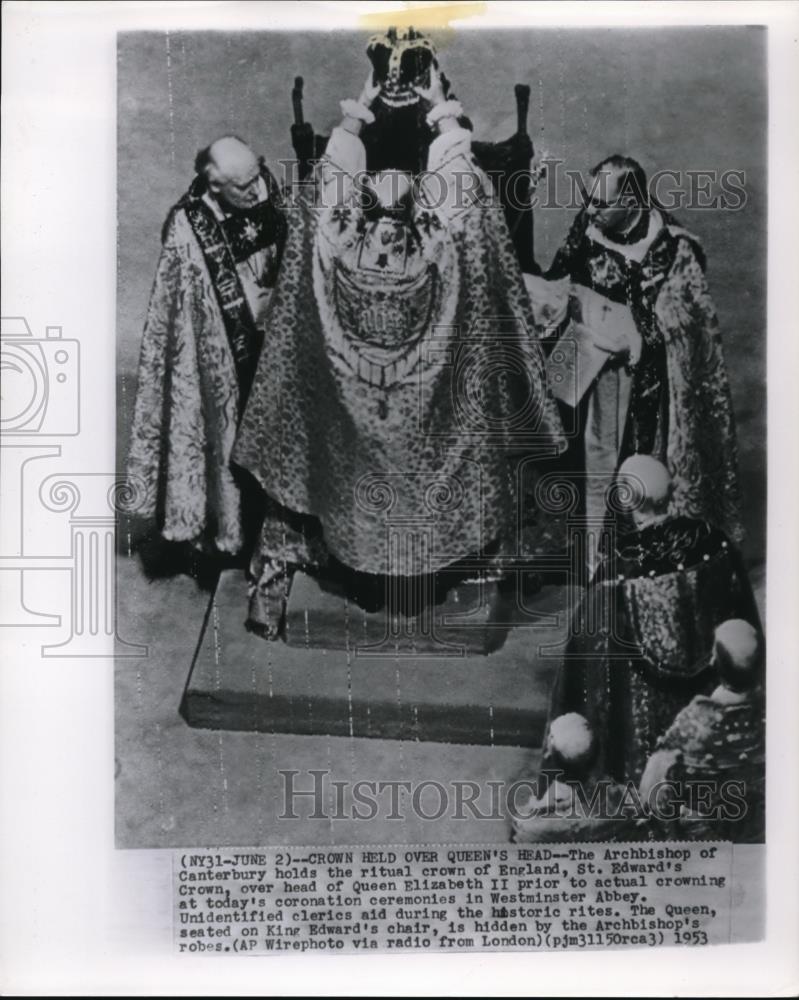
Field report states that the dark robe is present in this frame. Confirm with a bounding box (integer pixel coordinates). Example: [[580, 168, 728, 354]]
[[545, 208, 744, 546], [543, 516, 761, 784]]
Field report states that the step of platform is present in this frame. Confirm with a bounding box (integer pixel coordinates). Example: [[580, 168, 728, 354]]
[[284, 570, 511, 655], [181, 569, 573, 747]]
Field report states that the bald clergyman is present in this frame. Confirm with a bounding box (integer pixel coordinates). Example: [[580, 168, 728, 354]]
[[538, 455, 762, 787], [127, 136, 286, 554]]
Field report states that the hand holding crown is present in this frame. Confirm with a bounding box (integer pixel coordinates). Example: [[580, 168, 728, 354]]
[[358, 71, 381, 109], [413, 67, 447, 108], [340, 72, 381, 133], [416, 68, 463, 132]]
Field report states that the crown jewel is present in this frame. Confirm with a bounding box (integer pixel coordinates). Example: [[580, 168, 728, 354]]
[[366, 27, 437, 108]]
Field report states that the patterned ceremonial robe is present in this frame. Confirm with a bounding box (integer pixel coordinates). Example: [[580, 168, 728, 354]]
[[547, 207, 744, 546], [646, 688, 765, 843], [542, 516, 761, 785], [233, 124, 565, 618], [127, 167, 286, 553]]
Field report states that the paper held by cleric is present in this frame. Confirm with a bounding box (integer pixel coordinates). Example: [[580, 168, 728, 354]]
[[546, 320, 609, 407], [173, 842, 760, 955], [545, 285, 642, 407], [571, 282, 642, 358]]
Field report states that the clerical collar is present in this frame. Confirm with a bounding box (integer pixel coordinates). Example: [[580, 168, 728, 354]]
[[586, 208, 662, 264], [606, 209, 650, 246]]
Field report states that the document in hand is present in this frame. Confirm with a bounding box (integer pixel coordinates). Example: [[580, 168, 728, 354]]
[[522, 273, 570, 331], [571, 282, 642, 359], [546, 319, 609, 407]]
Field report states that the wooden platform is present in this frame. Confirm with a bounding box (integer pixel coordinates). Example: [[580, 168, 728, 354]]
[[284, 568, 513, 656], [181, 569, 573, 746]]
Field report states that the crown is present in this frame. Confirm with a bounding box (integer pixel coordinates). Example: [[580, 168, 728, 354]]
[[366, 27, 437, 108]]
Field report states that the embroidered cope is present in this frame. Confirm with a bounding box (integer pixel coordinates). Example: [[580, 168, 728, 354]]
[[233, 126, 565, 585], [127, 167, 286, 553]]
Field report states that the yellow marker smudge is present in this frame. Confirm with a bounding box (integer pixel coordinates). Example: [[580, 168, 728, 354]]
[[358, 3, 487, 32]]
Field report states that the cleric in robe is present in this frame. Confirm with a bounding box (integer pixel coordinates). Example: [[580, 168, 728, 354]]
[[543, 154, 744, 556], [232, 30, 565, 636], [639, 619, 765, 843], [127, 136, 286, 555], [540, 456, 761, 786]]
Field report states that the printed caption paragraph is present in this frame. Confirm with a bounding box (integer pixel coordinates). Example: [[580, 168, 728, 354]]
[[174, 843, 734, 953]]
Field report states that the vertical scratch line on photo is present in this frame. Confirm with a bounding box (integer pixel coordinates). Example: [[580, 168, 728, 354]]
[[165, 31, 177, 170], [344, 599, 357, 784], [344, 597, 354, 739], [155, 721, 168, 833], [623, 35, 630, 152], [538, 74, 545, 153], [305, 626, 314, 735], [211, 598, 229, 822], [325, 734, 334, 843], [266, 641, 276, 847], [250, 619, 264, 844]]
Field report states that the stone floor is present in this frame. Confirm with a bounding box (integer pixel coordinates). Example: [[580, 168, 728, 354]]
[[115, 548, 765, 850], [115, 555, 544, 848]]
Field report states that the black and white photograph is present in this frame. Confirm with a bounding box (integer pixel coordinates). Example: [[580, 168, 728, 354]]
[[2, 0, 799, 993], [117, 23, 766, 845]]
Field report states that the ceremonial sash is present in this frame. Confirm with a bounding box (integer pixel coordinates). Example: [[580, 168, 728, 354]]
[[182, 196, 262, 403]]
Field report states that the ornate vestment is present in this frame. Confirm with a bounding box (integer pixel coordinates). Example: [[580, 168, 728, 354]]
[[543, 517, 761, 784], [233, 126, 565, 582], [648, 690, 765, 842], [127, 167, 286, 553], [547, 208, 744, 545]]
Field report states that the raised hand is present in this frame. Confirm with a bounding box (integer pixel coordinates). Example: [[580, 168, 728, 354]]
[[358, 71, 381, 109], [413, 67, 447, 108]]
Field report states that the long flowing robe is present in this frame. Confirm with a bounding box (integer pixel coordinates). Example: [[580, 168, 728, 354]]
[[126, 167, 285, 554], [546, 208, 744, 546], [644, 689, 765, 842], [543, 516, 761, 785], [233, 125, 565, 584]]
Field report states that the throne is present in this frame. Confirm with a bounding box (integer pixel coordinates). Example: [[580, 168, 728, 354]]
[[290, 27, 539, 273]]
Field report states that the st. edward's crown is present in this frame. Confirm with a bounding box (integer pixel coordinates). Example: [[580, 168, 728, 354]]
[[366, 27, 437, 108]]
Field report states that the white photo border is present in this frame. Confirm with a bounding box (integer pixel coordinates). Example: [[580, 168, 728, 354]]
[[1, 1, 797, 995]]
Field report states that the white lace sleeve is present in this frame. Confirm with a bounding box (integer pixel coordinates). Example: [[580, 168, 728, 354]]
[[319, 125, 366, 207]]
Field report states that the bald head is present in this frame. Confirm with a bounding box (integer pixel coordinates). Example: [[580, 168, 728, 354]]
[[199, 135, 262, 210], [713, 619, 763, 692], [618, 454, 672, 525], [547, 713, 596, 776], [209, 136, 257, 180]]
